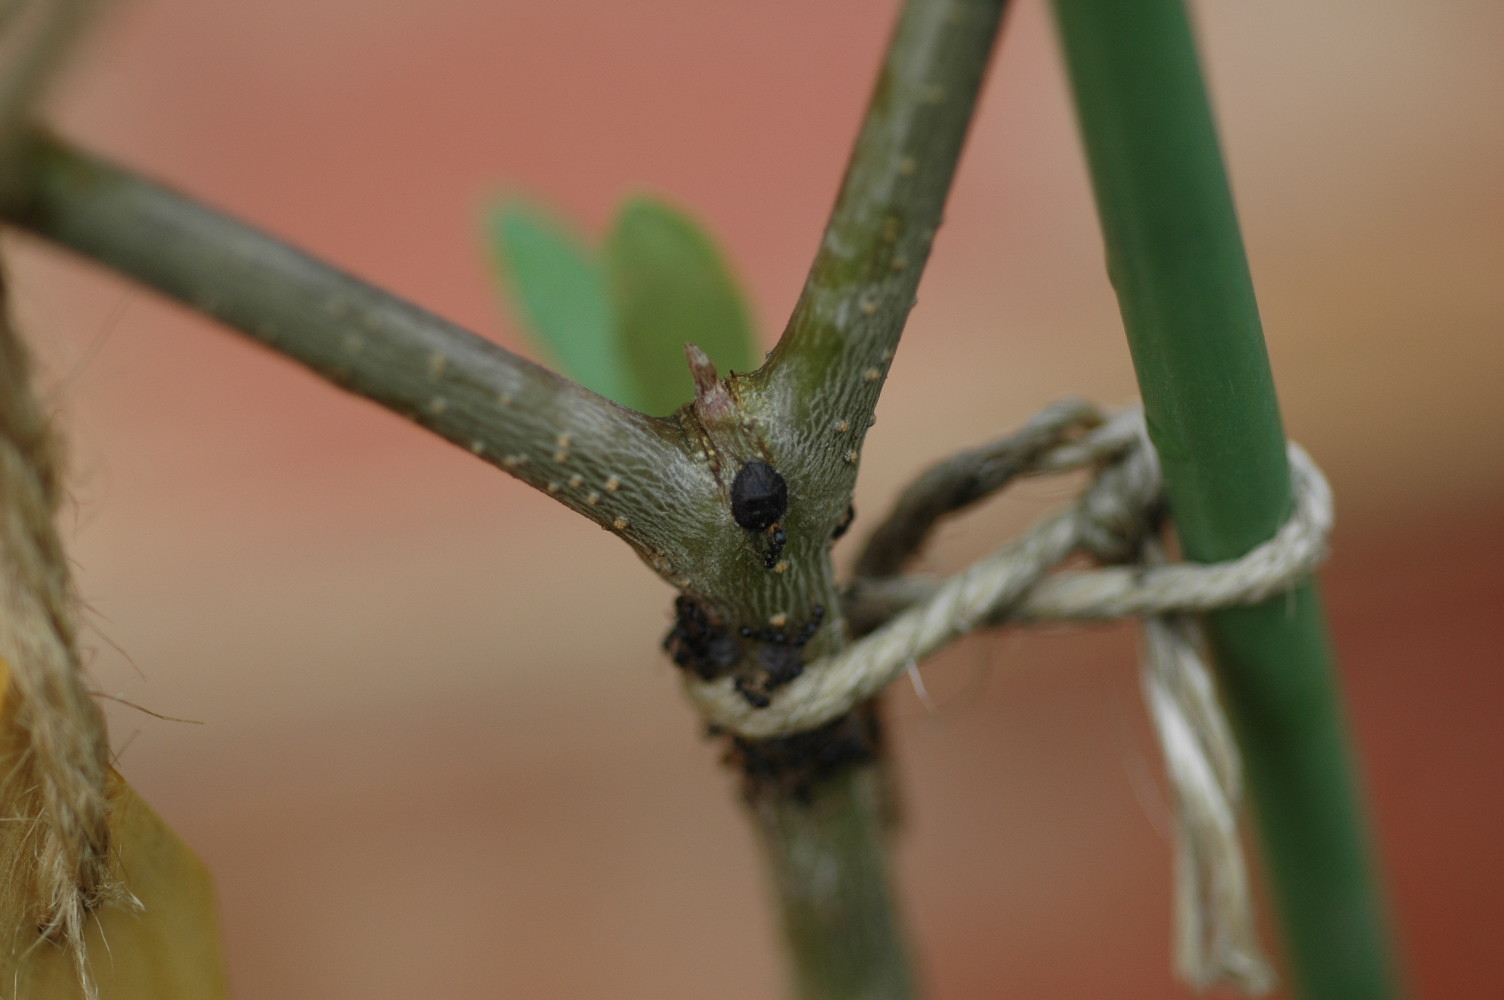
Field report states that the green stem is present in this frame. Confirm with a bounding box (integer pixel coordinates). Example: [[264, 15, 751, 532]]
[[0, 133, 713, 573], [754, 771, 913, 1000], [1050, 2, 1402, 998], [735, 2, 1007, 996], [755, 0, 1009, 537]]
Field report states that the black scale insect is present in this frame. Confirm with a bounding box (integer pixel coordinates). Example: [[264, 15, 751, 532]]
[[734, 605, 825, 707], [731, 460, 789, 569]]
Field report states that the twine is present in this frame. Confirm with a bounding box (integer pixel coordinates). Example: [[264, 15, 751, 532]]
[[685, 405, 1328, 993], [684, 408, 1329, 738], [0, 266, 125, 998]]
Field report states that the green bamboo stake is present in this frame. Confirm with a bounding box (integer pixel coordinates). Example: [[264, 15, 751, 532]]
[[1049, 2, 1402, 998]]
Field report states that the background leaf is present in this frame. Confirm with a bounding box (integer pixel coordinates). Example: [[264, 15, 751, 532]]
[[604, 196, 758, 416], [488, 200, 630, 404]]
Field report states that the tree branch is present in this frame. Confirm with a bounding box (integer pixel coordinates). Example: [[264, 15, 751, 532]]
[[0, 132, 719, 582], [708, 2, 1009, 996], [0, 2, 1015, 994], [753, 0, 1008, 532], [743, 735, 915, 1000]]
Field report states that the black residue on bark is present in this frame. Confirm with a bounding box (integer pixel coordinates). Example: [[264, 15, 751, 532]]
[[831, 502, 856, 541], [664, 599, 828, 708], [733, 605, 824, 707], [722, 704, 884, 806], [663, 595, 740, 681], [665, 596, 885, 804]]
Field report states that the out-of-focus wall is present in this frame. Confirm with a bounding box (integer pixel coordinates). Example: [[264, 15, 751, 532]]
[[8, 0, 1500, 996]]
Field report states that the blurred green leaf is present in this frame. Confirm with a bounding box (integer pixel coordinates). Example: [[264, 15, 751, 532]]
[[487, 200, 630, 404], [605, 196, 758, 416]]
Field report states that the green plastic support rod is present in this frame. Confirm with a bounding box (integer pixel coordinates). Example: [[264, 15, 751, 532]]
[[1049, 1, 1404, 998]]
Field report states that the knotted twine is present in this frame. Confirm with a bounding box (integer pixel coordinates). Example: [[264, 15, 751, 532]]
[[0, 267, 130, 998], [686, 404, 1333, 994]]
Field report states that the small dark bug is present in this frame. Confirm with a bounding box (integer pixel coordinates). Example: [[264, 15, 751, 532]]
[[761, 526, 787, 570], [831, 503, 856, 541], [663, 595, 739, 681], [731, 461, 789, 569], [730, 461, 788, 531], [732, 605, 826, 707]]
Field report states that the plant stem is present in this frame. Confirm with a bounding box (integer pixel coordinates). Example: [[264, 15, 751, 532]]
[[0, 3, 1016, 996], [0, 132, 715, 573], [750, 756, 914, 1000], [1050, 2, 1402, 997], [755, 0, 1009, 532], [733, 2, 1008, 996]]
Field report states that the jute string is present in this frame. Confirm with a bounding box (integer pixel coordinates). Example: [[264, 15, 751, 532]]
[[686, 405, 1330, 993], [0, 267, 127, 998]]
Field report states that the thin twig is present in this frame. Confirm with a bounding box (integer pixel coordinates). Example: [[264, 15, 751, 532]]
[[752, 0, 1011, 534], [0, 133, 716, 580]]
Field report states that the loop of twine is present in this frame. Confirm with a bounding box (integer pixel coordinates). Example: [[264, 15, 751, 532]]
[[684, 407, 1330, 740], [685, 405, 1327, 994]]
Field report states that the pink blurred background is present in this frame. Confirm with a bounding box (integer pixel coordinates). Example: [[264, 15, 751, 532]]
[[8, 0, 1502, 996]]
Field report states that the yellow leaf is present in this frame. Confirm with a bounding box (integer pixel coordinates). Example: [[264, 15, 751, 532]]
[[0, 663, 232, 999]]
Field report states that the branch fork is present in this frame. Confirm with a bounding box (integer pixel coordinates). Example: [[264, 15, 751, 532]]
[[1, 2, 1011, 999]]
